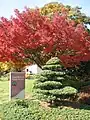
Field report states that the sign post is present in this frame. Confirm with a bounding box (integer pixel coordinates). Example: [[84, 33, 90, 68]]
[[9, 72, 25, 100]]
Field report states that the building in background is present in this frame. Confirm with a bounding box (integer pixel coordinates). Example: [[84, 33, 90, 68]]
[[25, 64, 42, 74]]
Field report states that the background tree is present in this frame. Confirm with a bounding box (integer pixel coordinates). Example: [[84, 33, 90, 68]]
[[0, 61, 26, 75], [0, 62, 12, 76], [33, 57, 77, 104], [40, 2, 90, 25]]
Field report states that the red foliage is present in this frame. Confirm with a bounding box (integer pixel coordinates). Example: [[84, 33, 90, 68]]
[[0, 8, 90, 67]]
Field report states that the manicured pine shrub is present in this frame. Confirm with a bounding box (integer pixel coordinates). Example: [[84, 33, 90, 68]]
[[33, 57, 77, 104]]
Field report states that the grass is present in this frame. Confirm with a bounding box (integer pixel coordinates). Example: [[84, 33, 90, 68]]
[[25, 79, 35, 94], [25, 79, 35, 99], [0, 81, 9, 104], [0, 77, 35, 104]]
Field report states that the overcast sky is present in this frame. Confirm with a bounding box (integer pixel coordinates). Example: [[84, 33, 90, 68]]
[[0, 0, 90, 18]]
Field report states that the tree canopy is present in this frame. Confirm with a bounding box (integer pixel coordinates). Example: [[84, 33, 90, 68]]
[[0, 5, 90, 68]]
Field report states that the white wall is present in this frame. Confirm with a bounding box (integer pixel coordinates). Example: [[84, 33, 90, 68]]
[[25, 64, 42, 74], [37, 65, 42, 73]]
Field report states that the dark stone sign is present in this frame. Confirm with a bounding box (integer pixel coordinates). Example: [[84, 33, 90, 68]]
[[9, 72, 25, 100]]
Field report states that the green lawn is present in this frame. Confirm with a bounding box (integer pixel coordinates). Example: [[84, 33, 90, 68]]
[[0, 81, 9, 104], [25, 79, 35, 98], [0, 78, 35, 104]]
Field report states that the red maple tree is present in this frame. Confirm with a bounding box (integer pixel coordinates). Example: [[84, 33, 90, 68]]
[[0, 8, 90, 68]]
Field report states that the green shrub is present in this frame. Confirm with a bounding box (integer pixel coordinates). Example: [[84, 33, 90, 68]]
[[65, 61, 90, 90], [33, 57, 77, 103], [0, 99, 63, 120], [1, 99, 90, 120]]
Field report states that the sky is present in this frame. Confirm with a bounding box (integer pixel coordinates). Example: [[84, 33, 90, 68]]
[[0, 0, 90, 18]]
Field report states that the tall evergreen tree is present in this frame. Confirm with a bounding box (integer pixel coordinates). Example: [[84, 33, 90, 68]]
[[33, 57, 77, 104]]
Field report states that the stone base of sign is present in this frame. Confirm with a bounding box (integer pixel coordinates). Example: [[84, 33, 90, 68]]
[[12, 89, 25, 99]]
